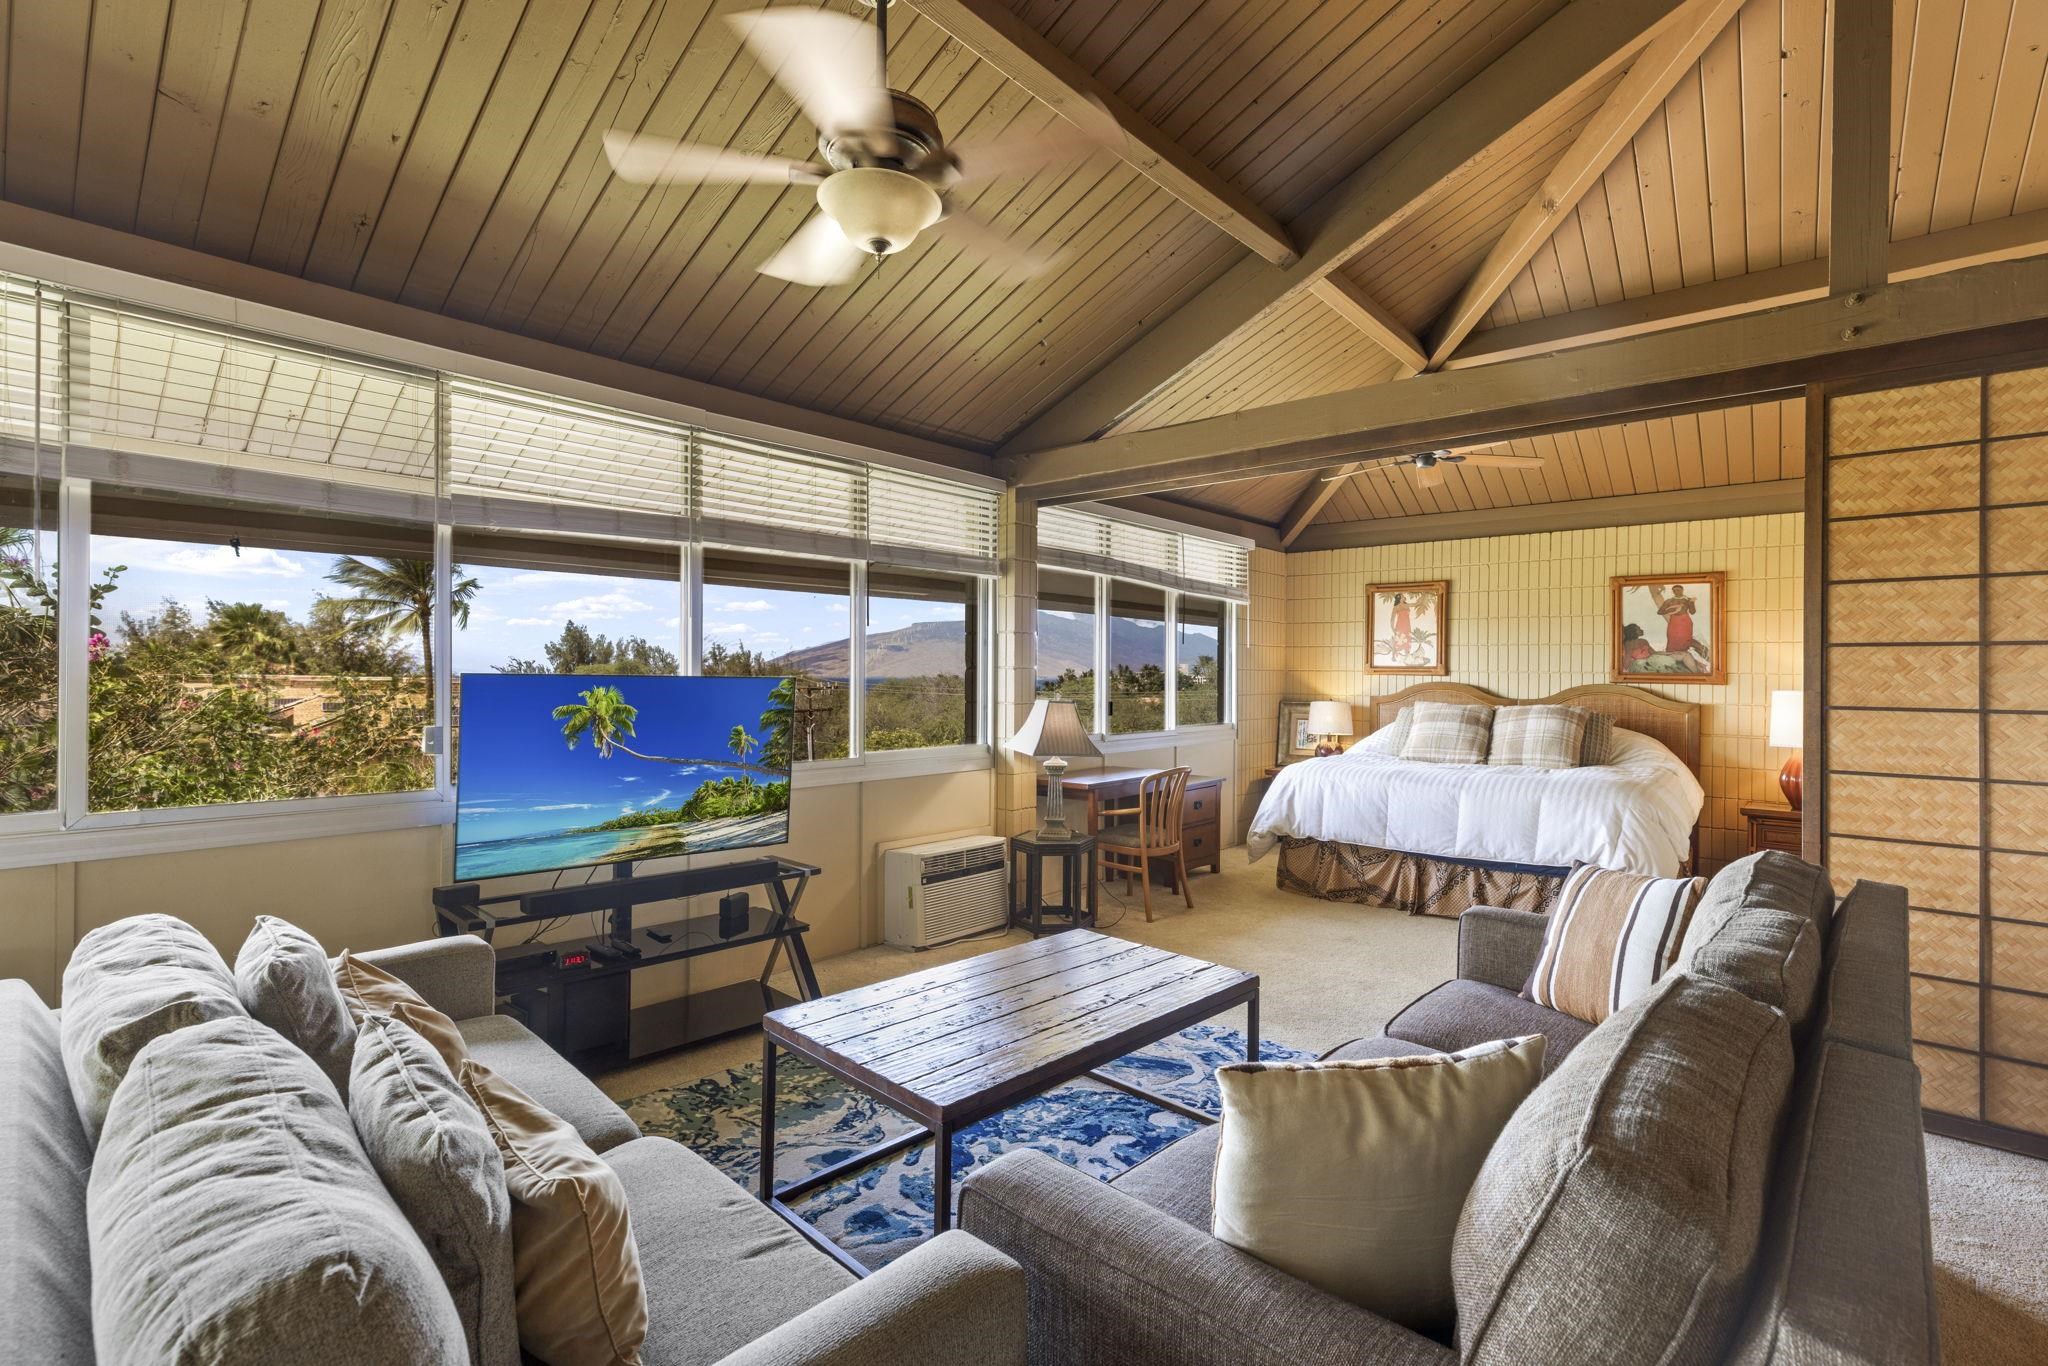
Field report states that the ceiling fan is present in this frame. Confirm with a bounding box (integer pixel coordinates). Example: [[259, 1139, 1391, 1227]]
[[1323, 447, 1548, 489], [602, 1, 1117, 287]]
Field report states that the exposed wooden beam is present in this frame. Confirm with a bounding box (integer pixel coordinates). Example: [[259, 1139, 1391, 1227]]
[[1108, 494, 1283, 551], [1828, 0, 1893, 295], [1288, 480, 1805, 551], [901, 0, 1295, 266], [1427, 0, 1745, 369], [1278, 464, 1361, 546], [994, 0, 1695, 455], [1444, 207, 2048, 369], [1309, 279, 1427, 372], [1012, 251, 2048, 498], [0, 201, 990, 478]]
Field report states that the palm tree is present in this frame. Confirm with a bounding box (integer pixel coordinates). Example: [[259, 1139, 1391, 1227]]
[[553, 685, 779, 775], [324, 555, 480, 685], [207, 601, 300, 672], [727, 725, 758, 765]]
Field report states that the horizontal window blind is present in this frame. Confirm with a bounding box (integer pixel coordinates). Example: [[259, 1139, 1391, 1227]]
[[697, 432, 865, 552], [0, 276, 59, 448], [1037, 505, 1250, 601], [869, 464, 999, 572], [65, 300, 437, 497]]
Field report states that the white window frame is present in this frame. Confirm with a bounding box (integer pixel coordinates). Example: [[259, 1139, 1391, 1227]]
[[1040, 569, 1237, 753]]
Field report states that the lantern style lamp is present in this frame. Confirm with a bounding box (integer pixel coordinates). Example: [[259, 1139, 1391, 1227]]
[[1308, 700, 1354, 757], [1768, 690, 1804, 810], [1011, 698, 1102, 839]]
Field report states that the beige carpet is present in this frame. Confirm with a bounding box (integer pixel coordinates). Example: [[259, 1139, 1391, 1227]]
[[597, 847, 2048, 1359]]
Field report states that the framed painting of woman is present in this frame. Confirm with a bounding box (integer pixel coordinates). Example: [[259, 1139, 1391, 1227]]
[[1366, 581, 1449, 675], [1610, 573, 1725, 685]]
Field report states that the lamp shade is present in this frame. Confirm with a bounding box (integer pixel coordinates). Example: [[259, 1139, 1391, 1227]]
[[1011, 698, 1101, 758], [1768, 691, 1803, 749], [1307, 700, 1354, 738]]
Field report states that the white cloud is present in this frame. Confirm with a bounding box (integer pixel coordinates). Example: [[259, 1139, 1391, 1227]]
[[620, 777, 641, 783], [101, 538, 307, 579], [458, 806, 507, 816], [716, 599, 774, 612], [640, 788, 674, 808], [529, 802, 595, 812], [501, 589, 655, 630]]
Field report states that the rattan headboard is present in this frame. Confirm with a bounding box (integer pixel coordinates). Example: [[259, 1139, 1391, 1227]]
[[1368, 681, 1702, 777]]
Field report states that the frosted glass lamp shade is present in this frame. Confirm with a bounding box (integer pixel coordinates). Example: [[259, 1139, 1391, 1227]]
[[1307, 700, 1354, 738], [1768, 691, 1803, 749], [817, 168, 942, 256], [1011, 699, 1101, 758]]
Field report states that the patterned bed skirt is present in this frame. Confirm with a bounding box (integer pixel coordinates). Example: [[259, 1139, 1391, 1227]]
[[1274, 837, 1565, 920]]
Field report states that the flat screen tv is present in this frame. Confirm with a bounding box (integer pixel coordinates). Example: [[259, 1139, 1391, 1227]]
[[454, 673, 793, 882]]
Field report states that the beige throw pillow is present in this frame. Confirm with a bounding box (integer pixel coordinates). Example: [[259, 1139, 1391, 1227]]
[[461, 1059, 648, 1366], [1525, 864, 1705, 1024], [1210, 1035, 1545, 1336], [1398, 702, 1495, 765], [1487, 704, 1592, 769], [335, 950, 470, 1074]]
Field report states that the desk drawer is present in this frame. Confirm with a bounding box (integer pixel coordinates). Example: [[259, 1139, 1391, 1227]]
[[1182, 781, 1222, 825], [1184, 823, 1218, 867]]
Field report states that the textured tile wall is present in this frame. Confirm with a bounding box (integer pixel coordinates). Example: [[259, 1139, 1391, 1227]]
[[1234, 548, 1288, 840], [1283, 514, 1805, 872]]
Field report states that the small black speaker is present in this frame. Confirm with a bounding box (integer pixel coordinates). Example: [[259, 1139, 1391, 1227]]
[[718, 891, 750, 938]]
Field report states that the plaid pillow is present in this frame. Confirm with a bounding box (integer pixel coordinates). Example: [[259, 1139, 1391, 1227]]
[[1578, 712, 1616, 766], [1488, 705, 1592, 770], [1524, 864, 1705, 1024], [1397, 702, 1494, 765]]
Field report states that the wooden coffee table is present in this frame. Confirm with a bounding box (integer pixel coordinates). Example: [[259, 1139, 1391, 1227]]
[[759, 931, 1258, 1273]]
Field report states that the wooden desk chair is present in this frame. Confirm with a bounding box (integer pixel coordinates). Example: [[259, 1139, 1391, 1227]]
[[1096, 767, 1194, 922]]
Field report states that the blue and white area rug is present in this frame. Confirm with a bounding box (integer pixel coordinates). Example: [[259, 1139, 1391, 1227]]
[[621, 1023, 1313, 1269]]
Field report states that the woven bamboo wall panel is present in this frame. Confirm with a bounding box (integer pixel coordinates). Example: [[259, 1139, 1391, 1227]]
[[1911, 909, 1983, 980], [1987, 988, 2048, 1063], [1991, 715, 2048, 783], [1989, 576, 2048, 640], [1989, 509, 2048, 574], [1827, 645, 1977, 709], [1988, 436, 2048, 505], [1830, 378, 1981, 454], [1828, 579, 1978, 643], [1988, 366, 2048, 436], [1828, 445, 1979, 517], [1828, 709, 1978, 779], [1991, 784, 2048, 854], [1830, 836, 1980, 914], [1831, 774, 1980, 846], [1988, 645, 2048, 711], [1286, 515, 1800, 874], [1916, 1044, 1981, 1117], [1915, 975, 1983, 1051], [1992, 920, 2048, 993], [1986, 1059, 2048, 1131], [1991, 852, 2048, 923], [1830, 513, 1981, 580]]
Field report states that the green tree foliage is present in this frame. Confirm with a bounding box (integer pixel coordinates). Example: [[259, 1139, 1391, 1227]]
[[502, 619, 678, 675], [205, 601, 302, 671], [325, 555, 479, 692]]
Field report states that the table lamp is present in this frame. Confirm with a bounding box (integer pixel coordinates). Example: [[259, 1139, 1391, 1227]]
[[1011, 698, 1101, 839], [1768, 690, 1804, 809], [1307, 699, 1354, 756]]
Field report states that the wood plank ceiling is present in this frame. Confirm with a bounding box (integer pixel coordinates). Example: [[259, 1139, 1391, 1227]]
[[0, 0, 2039, 536]]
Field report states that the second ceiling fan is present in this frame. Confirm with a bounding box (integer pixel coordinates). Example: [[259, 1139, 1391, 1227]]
[[1325, 447, 1548, 489], [603, 1, 1118, 286]]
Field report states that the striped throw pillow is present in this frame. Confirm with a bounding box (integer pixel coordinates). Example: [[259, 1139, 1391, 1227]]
[[1398, 702, 1494, 765], [1524, 864, 1706, 1024], [1487, 705, 1591, 769], [1578, 712, 1616, 766]]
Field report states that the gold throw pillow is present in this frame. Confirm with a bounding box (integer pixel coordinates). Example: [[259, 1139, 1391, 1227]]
[[333, 951, 469, 1075]]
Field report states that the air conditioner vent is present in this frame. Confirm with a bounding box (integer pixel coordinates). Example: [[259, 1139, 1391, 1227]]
[[883, 835, 1009, 949]]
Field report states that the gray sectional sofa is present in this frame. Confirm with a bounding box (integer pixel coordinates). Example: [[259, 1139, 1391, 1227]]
[[961, 852, 1940, 1366], [5, 930, 1026, 1366]]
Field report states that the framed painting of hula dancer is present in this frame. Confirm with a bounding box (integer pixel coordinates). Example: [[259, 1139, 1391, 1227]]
[[1367, 581, 1449, 676], [1610, 573, 1725, 685]]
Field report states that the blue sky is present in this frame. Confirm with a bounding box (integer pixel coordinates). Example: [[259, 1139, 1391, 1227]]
[[87, 534, 961, 671], [454, 674, 786, 844]]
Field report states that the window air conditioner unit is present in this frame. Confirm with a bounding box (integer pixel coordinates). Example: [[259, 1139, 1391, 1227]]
[[884, 835, 1009, 948]]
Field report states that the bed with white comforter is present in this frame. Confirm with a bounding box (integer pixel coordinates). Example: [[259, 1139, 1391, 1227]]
[[1248, 725, 1705, 877]]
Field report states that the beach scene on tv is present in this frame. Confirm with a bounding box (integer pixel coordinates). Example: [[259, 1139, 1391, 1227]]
[[454, 673, 792, 881]]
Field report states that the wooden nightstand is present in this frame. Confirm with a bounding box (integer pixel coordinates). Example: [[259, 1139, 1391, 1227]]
[[1742, 803, 1803, 856]]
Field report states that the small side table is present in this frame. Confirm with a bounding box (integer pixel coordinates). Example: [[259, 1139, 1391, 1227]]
[[1009, 832, 1098, 937], [1743, 803, 1803, 856]]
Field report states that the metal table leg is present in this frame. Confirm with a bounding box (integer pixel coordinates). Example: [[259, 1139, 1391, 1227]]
[[932, 1118, 955, 1233], [758, 1034, 777, 1202], [1247, 990, 1261, 1062]]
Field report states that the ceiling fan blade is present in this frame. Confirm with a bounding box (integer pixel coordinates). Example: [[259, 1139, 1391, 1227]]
[[1454, 450, 1546, 469], [931, 209, 1058, 280], [728, 9, 891, 144], [602, 132, 825, 185], [947, 100, 1118, 184], [1413, 462, 1446, 489], [758, 213, 866, 287]]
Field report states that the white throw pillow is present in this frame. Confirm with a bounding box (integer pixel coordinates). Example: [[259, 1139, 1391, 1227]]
[[1210, 1035, 1545, 1335]]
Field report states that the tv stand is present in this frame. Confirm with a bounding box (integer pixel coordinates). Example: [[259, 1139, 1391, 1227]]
[[432, 857, 822, 1068]]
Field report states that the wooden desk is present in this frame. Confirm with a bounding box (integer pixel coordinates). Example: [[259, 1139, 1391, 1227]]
[[1036, 767, 1225, 875]]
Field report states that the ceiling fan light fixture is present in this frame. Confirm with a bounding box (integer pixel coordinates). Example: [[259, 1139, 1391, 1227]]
[[817, 166, 941, 257]]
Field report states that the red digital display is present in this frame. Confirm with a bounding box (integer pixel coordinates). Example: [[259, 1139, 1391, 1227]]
[[560, 950, 591, 968]]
